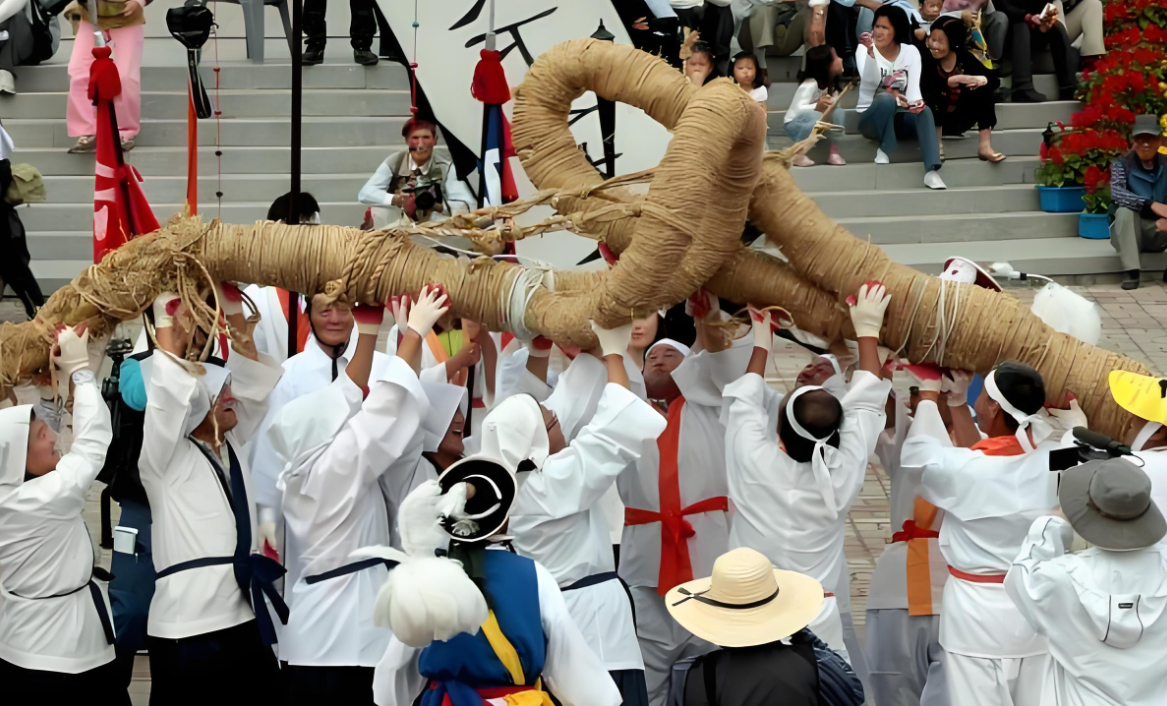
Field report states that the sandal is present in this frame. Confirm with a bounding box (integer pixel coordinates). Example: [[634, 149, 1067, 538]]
[[978, 151, 1006, 163], [68, 135, 96, 154]]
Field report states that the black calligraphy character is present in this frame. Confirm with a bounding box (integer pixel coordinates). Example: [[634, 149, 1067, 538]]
[[464, 8, 557, 67]]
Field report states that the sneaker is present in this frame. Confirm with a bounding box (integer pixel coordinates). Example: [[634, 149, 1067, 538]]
[[792, 154, 815, 167], [874, 148, 890, 164], [120, 137, 136, 152], [354, 49, 378, 66], [924, 171, 947, 190], [68, 135, 96, 153], [0, 70, 15, 95], [303, 47, 325, 65], [827, 149, 846, 166], [1012, 88, 1047, 103]]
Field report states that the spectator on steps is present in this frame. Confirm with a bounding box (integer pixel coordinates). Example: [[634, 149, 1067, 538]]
[[921, 17, 1004, 163], [742, 1, 807, 86], [681, 35, 720, 86], [1056, 0, 1105, 72], [358, 118, 473, 230], [731, 51, 767, 104], [0, 0, 32, 95], [267, 191, 321, 225], [784, 44, 847, 168], [302, 0, 378, 66], [0, 128, 43, 320], [856, 6, 946, 190], [671, 0, 704, 33], [993, 0, 1073, 102], [699, 0, 735, 75], [1110, 114, 1167, 291], [63, 0, 148, 154]]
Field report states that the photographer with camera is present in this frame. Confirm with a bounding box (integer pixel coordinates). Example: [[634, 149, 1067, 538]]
[[357, 118, 474, 230]]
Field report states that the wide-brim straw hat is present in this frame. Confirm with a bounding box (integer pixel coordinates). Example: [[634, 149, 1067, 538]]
[[1060, 457, 1167, 551], [665, 547, 824, 648]]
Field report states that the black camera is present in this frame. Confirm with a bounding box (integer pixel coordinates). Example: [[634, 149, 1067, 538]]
[[405, 177, 443, 216], [1050, 427, 1134, 472]]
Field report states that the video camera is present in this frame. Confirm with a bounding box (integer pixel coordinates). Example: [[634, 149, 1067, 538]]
[[1050, 427, 1134, 472], [403, 174, 444, 217]]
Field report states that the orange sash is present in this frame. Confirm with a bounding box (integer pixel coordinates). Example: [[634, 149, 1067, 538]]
[[623, 398, 729, 596], [276, 289, 310, 354], [902, 497, 943, 615], [970, 435, 1030, 456]]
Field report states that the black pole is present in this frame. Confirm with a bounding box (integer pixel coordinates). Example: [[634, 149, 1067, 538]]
[[287, 0, 304, 361]]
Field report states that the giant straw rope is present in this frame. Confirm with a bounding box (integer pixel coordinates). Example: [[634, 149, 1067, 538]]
[[0, 39, 1151, 439]]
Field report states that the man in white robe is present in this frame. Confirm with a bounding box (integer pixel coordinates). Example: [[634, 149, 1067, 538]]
[[901, 361, 1067, 706], [722, 286, 893, 661], [0, 326, 126, 702], [1004, 457, 1167, 705], [486, 322, 664, 705], [139, 286, 286, 704], [270, 289, 447, 703]]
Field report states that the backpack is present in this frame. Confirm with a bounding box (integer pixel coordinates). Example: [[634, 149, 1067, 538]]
[[26, 0, 61, 65]]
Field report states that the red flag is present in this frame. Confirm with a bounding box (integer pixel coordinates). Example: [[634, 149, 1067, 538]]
[[186, 91, 198, 215], [90, 45, 158, 263]]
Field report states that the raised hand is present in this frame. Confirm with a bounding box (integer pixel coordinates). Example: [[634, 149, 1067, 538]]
[[407, 285, 451, 338], [53, 324, 90, 377], [848, 281, 891, 339]]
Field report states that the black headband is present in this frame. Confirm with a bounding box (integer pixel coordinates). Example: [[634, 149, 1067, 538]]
[[671, 585, 780, 610]]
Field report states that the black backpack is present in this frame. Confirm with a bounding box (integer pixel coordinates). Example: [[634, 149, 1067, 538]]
[[26, 1, 59, 65]]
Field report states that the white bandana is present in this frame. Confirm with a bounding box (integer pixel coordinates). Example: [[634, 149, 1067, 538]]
[[647, 338, 691, 358], [1133, 421, 1164, 453], [984, 369, 1052, 453], [785, 385, 842, 520]]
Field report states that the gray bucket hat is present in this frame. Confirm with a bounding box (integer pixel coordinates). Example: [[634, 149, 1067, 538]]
[[1060, 458, 1167, 550]]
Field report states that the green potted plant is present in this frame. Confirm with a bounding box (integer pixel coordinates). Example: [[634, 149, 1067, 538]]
[[1080, 165, 1112, 239]]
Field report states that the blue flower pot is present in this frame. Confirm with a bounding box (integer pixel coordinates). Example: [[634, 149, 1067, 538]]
[[1078, 212, 1110, 240], [1036, 186, 1086, 213]]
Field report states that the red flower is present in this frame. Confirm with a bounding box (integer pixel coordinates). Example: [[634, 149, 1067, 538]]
[[1049, 147, 1064, 166], [1040, 142, 1049, 160]]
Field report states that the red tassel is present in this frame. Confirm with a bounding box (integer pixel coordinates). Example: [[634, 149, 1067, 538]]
[[88, 47, 122, 102], [471, 49, 510, 104]]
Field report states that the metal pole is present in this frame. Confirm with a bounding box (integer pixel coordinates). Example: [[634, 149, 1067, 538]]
[[287, 0, 304, 360], [87, 0, 105, 47]]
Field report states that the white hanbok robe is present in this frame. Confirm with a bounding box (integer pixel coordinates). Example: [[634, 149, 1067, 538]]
[[278, 359, 427, 667], [1134, 447, 1167, 524], [1005, 516, 1167, 706], [0, 371, 115, 673], [510, 355, 665, 673], [243, 284, 292, 363], [140, 349, 283, 639], [373, 556, 622, 706], [723, 369, 891, 657], [901, 399, 1062, 706]]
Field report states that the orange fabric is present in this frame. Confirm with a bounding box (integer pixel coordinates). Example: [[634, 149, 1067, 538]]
[[426, 332, 450, 363], [947, 566, 1006, 584], [276, 288, 310, 354], [970, 435, 1029, 456], [623, 398, 729, 596], [903, 498, 942, 616]]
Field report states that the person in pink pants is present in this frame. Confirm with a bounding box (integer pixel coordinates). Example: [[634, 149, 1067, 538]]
[[65, 0, 147, 154]]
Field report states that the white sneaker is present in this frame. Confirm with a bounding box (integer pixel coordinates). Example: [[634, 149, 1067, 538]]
[[874, 148, 890, 164], [0, 70, 15, 95], [924, 171, 947, 190]]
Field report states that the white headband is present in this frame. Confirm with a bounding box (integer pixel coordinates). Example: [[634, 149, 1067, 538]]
[[785, 386, 842, 520], [984, 369, 1051, 453], [1133, 421, 1163, 453], [648, 338, 691, 358]]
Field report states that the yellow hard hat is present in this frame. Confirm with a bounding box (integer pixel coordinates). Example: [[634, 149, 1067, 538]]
[[1108, 370, 1167, 426]]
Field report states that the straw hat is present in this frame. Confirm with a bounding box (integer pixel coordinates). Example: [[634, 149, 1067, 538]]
[[665, 548, 825, 648]]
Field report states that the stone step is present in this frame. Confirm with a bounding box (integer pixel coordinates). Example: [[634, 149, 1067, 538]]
[[43, 173, 374, 204], [881, 236, 1121, 277], [787, 156, 1037, 191], [11, 61, 410, 93], [0, 88, 411, 120], [767, 127, 1043, 163], [17, 145, 424, 176], [767, 101, 1079, 135], [4, 116, 413, 149], [19, 201, 369, 232], [835, 211, 1078, 244], [808, 185, 1039, 220]]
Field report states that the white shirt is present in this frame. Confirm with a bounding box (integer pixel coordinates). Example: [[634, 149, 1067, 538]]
[[617, 343, 763, 591], [242, 284, 292, 364], [749, 85, 768, 103], [141, 349, 283, 640], [280, 360, 427, 667], [856, 43, 924, 110], [0, 372, 115, 673], [248, 335, 397, 521], [902, 400, 1061, 658], [785, 79, 826, 123], [357, 151, 475, 228], [723, 370, 890, 651], [1006, 517, 1167, 706], [510, 377, 666, 672], [373, 557, 621, 706]]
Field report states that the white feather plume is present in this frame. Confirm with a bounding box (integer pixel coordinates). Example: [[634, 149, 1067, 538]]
[[397, 479, 468, 558]]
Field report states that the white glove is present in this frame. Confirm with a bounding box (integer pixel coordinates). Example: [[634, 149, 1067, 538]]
[[257, 521, 279, 560], [749, 306, 773, 351], [407, 286, 450, 338], [904, 363, 943, 394], [1048, 394, 1088, 431], [943, 369, 973, 406], [153, 291, 179, 329], [589, 320, 634, 358], [849, 282, 891, 339], [53, 325, 91, 377]]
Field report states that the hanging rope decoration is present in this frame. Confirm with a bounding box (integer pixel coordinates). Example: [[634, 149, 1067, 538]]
[[211, 0, 224, 218], [408, 0, 420, 116]]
